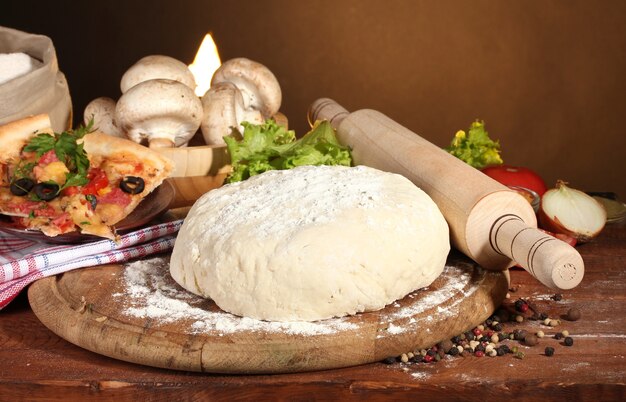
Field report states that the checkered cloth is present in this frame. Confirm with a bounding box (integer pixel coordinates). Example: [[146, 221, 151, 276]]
[[0, 219, 183, 309]]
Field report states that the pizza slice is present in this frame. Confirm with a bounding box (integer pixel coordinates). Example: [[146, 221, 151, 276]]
[[0, 114, 174, 239]]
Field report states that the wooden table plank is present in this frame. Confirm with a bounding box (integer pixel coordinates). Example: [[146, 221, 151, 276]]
[[0, 224, 625, 401]]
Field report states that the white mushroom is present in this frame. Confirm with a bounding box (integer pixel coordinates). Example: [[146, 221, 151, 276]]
[[115, 79, 203, 148], [120, 55, 196, 93], [210, 57, 282, 118], [200, 81, 264, 145], [83, 97, 124, 137]]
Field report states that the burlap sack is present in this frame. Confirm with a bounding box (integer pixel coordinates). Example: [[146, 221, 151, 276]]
[[0, 26, 72, 132]]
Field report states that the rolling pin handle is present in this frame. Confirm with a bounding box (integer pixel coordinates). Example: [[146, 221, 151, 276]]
[[490, 215, 584, 290], [308, 98, 349, 129]]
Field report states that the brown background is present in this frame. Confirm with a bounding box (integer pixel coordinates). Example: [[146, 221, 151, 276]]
[[2, 0, 625, 196]]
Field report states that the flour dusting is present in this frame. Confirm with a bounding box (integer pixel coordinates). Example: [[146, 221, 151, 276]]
[[114, 256, 477, 338], [115, 257, 358, 335]]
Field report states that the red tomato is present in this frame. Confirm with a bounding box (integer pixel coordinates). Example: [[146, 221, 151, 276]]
[[481, 165, 548, 196], [61, 186, 80, 196], [82, 168, 109, 195]]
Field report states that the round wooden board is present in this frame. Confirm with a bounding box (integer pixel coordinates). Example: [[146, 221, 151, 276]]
[[28, 252, 508, 374]]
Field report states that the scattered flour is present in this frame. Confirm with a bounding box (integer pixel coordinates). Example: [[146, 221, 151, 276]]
[[114, 256, 479, 338], [115, 257, 358, 336]]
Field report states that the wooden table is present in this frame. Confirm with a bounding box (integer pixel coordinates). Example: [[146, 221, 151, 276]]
[[0, 224, 624, 401]]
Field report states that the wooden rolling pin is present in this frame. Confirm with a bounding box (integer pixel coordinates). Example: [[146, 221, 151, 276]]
[[308, 98, 584, 290]]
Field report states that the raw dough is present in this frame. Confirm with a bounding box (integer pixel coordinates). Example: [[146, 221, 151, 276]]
[[170, 165, 450, 322]]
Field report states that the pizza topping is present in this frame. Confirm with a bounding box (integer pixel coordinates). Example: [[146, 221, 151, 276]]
[[119, 176, 145, 194], [38, 149, 60, 164], [21, 120, 92, 194], [9, 178, 34, 196], [85, 194, 98, 210], [33, 182, 60, 201], [98, 187, 132, 207], [33, 161, 70, 185], [82, 168, 109, 196]]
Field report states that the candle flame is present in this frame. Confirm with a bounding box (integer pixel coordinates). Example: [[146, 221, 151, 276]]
[[188, 34, 222, 97]]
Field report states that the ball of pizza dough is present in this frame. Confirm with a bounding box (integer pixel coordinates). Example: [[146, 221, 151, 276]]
[[170, 165, 450, 322]]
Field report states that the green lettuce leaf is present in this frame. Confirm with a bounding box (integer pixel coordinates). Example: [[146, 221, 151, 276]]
[[224, 119, 352, 183], [445, 120, 503, 169]]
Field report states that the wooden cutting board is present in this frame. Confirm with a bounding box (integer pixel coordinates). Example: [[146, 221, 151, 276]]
[[28, 252, 508, 374]]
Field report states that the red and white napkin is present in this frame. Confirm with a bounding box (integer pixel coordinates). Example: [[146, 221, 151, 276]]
[[0, 219, 183, 309]]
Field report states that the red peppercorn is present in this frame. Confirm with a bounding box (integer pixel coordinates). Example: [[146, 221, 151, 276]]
[[423, 354, 434, 363], [473, 328, 482, 336], [475, 350, 485, 357]]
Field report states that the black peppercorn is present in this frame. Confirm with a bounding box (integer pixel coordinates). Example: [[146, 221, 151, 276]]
[[382, 356, 397, 364], [448, 347, 459, 356], [496, 346, 507, 356], [554, 333, 564, 340], [539, 312, 549, 320], [552, 293, 563, 301], [545, 347, 555, 356], [564, 337, 574, 346], [493, 323, 503, 331]]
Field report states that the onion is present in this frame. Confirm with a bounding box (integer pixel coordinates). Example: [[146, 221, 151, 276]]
[[538, 180, 607, 243]]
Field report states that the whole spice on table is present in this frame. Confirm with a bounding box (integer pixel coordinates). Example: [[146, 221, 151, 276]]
[[566, 308, 582, 321], [383, 296, 583, 366], [524, 334, 539, 346]]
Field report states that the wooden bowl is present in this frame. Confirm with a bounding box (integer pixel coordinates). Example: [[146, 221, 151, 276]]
[[154, 144, 230, 178], [153, 112, 288, 178]]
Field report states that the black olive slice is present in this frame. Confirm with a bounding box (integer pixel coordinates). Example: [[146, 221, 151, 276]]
[[34, 182, 60, 201], [85, 194, 97, 210], [120, 176, 145, 194], [10, 178, 35, 196]]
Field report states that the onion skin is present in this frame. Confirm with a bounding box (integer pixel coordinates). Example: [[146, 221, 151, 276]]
[[538, 181, 607, 243]]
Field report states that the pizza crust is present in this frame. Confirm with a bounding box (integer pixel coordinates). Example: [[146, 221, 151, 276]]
[[0, 114, 53, 162]]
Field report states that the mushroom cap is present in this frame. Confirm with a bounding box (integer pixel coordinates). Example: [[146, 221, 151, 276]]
[[210, 57, 282, 118], [83, 97, 124, 138], [200, 81, 263, 146], [120, 55, 197, 93], [115, 79, 203, 147]]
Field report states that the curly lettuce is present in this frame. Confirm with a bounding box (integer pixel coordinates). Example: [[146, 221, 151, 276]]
[[445, 120, 503, 169], [224, 119, 352, 183]]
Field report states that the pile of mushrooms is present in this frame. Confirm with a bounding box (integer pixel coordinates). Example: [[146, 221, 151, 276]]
[[84, 55, 282, 148]]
